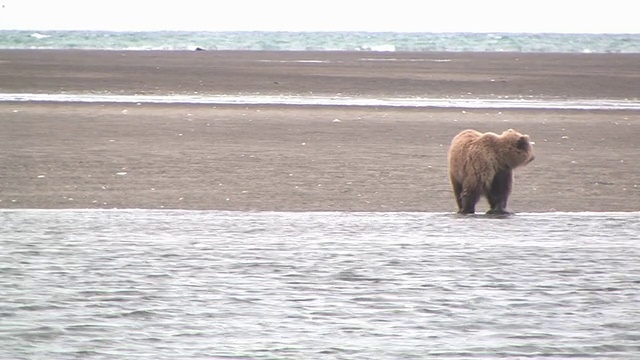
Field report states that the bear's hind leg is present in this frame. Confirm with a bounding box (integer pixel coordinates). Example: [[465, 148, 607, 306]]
[[459, 188, 481, 214], [486, 169, 513, 215], [451, 179, 464, 212]]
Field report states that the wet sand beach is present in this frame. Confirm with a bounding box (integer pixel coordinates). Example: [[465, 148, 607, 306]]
[[1, 50, 638, 212]]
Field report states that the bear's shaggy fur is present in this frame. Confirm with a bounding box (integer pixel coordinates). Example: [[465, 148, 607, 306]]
[[448, 129, 535, 215]]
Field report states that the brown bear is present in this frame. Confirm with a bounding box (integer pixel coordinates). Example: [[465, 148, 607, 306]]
[[447, 129, 534, 215]]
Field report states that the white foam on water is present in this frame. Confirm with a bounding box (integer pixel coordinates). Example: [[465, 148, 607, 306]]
[[358, 58, 452, 62], [1, 93, 639, 110], [29, 32, 51, 39], [256, 60, 330, 63]]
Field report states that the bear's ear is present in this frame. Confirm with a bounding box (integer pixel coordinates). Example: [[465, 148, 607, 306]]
[[516, 135, 530, 150]]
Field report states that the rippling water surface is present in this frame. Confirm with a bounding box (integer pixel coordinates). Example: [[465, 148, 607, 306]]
[[1, 210, 639, 359], [3, 93, 640, 110]]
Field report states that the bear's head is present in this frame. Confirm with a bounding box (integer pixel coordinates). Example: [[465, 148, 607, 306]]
[[500, 129, 535, 168]]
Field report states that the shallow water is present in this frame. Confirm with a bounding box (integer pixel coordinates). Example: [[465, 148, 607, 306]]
[[1, 210, 639, 359], [2, 93, 640, 110]]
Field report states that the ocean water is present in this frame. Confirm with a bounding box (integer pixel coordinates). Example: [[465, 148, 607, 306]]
[[1, 209, 639, 359], [0, 30, 639, 53]]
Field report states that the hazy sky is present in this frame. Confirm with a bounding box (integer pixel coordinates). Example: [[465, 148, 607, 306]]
[[0, 0, 638, 33]]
